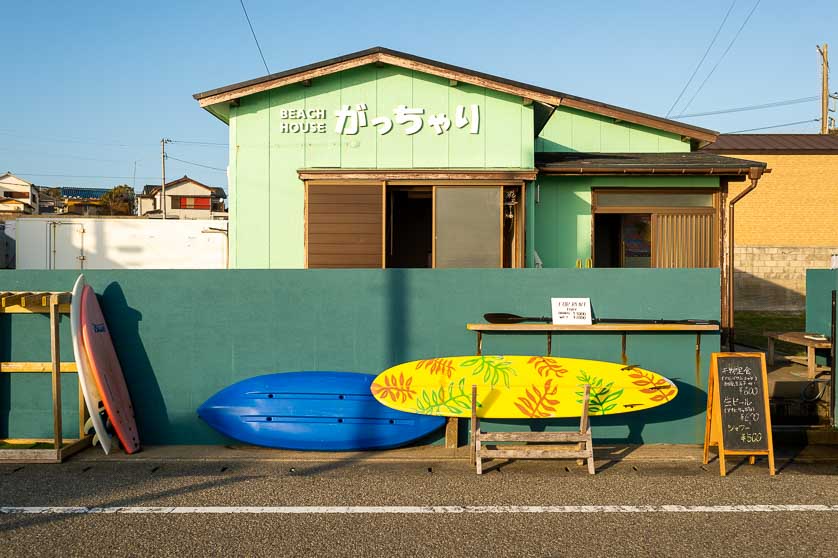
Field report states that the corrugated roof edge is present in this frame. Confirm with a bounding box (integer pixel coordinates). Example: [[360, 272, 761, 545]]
[[192, 46, 718, 142], [702, 133, 838, 153]]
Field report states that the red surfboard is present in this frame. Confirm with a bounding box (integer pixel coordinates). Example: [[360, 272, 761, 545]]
[[80, 285, 140, 454]]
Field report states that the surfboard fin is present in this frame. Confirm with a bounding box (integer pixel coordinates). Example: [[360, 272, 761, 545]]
[[92, 433, 100, 447], [84, 416, 95, 435]]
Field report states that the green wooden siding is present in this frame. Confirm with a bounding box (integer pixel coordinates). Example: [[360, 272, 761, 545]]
[[536, 106, 689, 153], [226, 65, 534, 269], [533, 176, 720, 268]]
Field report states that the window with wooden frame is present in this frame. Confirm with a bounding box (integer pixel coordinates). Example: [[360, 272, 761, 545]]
[[305, 181, 525, 269], [592, 189, 719, 269]]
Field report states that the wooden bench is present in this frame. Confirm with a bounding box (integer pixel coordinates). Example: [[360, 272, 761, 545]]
[[766, 331, 832, 380], [470, 384, 595, 475]]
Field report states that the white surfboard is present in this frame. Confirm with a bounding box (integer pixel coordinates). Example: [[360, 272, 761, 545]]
[[71, 274, 113, 454]]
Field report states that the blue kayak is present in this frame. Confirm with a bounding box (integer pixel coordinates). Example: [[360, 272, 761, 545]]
[[198, 372, 444, 451]]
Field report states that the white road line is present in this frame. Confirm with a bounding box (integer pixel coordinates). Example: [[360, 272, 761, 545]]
[[1, 505, 838, 515]]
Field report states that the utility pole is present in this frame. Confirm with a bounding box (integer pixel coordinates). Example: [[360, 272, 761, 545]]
[[817, 44, 830, 134], [161, 138, 171, 218]]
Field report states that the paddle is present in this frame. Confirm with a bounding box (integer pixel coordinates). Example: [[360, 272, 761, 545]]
[[483, 312, 719, 326], [483, 313, 552, 324]]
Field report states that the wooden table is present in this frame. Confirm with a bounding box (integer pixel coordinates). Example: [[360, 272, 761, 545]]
[[766, 331, 832, 379]]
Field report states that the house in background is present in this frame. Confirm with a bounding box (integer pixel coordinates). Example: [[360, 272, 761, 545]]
[[702, 134, 838, 312], [0, 172, 39, 215], [61, 187, 112, 216], [139, 175, 227, 219]]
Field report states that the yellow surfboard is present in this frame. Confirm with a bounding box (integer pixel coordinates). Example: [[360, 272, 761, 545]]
[[371, 355, 677, 419]]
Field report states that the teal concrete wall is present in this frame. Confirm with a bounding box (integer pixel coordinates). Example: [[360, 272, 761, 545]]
[[536, 106, 690, 153], [805, 269, 838, 426], [533, 175, 721, 268], [0, 269, 720, 446], [227, 65, 534, 269]]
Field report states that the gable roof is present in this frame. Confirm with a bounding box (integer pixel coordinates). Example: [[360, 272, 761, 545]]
[[193, 47, 717, 145], [702, 133, 838, 154], [141, 176, 227, 198], [0, 172, 33, 188]]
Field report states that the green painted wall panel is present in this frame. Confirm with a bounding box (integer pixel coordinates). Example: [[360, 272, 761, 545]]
[[0, 269, 720, 445], [228, 108, 238, 267], [234, 92, 271, 268], [268, 87, 306, 268], [375, 66, 413, 168], [805, 269, 837, 426], [537, 106, 689, 153], [411, 73, 450, 167], [485, 89, 523, 167], [304, 74, 342, 167], [448, 82, 486, 167], [340, 66, 378, 168]]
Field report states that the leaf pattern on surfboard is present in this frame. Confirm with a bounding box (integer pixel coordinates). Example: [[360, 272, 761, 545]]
[[460, 356, 516, 388], [371, 372, 416, 403], [514, 379, 560, 418], [575, 371, 624, 415]]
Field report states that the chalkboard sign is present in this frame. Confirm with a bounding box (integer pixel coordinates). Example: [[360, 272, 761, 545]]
[[703, 352, 775, 476], [716, 355, 769, 451]]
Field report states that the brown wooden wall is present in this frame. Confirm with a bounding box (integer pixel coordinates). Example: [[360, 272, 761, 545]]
[[306, 184, 382, 268]]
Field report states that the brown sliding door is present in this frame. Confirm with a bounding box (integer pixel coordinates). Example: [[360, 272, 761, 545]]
[[652, 212, 715, 268], [305, 183, 383, 268]]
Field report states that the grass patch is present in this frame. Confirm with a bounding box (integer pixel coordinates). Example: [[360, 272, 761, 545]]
[[734, 311, 806, 355]]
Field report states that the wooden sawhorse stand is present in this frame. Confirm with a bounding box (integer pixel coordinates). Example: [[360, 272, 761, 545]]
[[470, 384, 595, 475]]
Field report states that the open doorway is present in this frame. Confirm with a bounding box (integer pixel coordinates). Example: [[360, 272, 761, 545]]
[[385, 187, 432, 268], [593, 213, 651, 268]]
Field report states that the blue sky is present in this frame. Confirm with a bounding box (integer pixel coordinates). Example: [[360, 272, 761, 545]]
[[1, 1, 835, 190]]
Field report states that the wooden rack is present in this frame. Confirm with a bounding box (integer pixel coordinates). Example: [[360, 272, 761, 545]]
[[0, 291, 92, 463], [470, 384, 595, 475]]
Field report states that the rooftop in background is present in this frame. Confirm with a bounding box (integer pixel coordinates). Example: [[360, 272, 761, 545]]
[[535, 152, 767, 176], [60, 187, 113, 200], [141, 175, 227, 199], [702, 134, 838, 154]]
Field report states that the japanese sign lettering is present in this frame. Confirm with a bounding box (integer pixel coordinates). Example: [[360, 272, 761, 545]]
[[278, 104, 480, 135], [715, 355, 770, 452], [550, 298, 593, 325]]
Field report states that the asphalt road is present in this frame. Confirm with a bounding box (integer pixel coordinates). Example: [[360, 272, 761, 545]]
[[2, 457, 838, 557]]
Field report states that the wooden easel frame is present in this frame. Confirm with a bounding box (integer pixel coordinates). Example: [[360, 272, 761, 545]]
[[470, 384, 595, 475], [703, 352, 775, 476], [0, 291, 92, 463]]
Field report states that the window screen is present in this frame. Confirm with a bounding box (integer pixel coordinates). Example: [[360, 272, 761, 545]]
[[435, 186, 501, 268]]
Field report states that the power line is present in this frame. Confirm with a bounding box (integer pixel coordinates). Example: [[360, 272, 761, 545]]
[[239, 0, 270, 74], [673, 96, 819, 118], [681, 0, 762, 114], [1, 173, 162, 180], [165, 155, 226, 172], [169, 140, 228, 147], [726, 118, 820, 133], [666, 1, 737, 117]]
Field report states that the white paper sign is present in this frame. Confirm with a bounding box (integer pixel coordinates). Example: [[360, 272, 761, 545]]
[[551, 298, 593, 325]]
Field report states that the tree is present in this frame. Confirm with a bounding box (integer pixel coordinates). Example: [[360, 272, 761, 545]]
[[101, 185, 136, 216]]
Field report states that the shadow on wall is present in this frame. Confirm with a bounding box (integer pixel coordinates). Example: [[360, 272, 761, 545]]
[[477, 380, 706, 445], [735, 270, 806, 312], [100, 282, 169, 441]]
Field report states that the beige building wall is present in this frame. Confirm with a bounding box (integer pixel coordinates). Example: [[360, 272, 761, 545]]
[[727, 153, 838, 311]]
